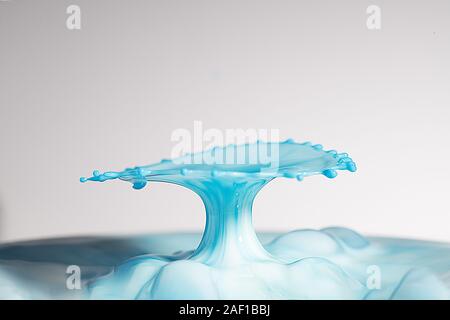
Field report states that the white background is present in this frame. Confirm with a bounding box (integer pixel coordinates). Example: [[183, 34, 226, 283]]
[[1, 0, 449, 242]]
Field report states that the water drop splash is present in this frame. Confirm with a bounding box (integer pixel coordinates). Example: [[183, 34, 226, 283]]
[[0, 140, 448, 299], [80, 141, 356, 267], [77, 140, 449, 299]]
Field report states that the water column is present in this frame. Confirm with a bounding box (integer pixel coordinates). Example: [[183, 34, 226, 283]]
[[185, 176, 275, 266]]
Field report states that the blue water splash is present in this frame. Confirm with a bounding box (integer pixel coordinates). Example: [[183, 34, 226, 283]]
[[77, 140, 449, 299], [0, 140, 448, 299], [80, 141, 356, 267]]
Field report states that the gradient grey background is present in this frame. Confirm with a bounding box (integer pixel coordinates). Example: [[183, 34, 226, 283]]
[[1, 0, 449, 242]]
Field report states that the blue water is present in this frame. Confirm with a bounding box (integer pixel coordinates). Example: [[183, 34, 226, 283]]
[[0, 140, 449, 299]]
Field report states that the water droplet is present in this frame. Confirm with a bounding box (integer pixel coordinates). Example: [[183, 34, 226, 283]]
[[346, 162, 357, 172], [132, 181, 147, 190], [323, 169, 337, 179]]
